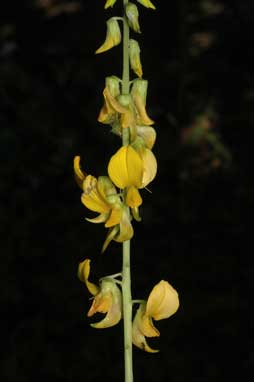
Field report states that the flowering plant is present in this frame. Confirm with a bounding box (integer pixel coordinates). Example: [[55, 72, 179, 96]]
[[74, 1, 179, 381]]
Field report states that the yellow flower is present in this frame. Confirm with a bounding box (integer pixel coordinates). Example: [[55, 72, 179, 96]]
[[146, 280, 179, 320], [78, 259, 122, 328], [136, 0, 156, 10], [74, 156, 134, 251], [74, 156, 121, 226], [132, 280, 179, 352], [98, 87, 136, 136], [96, 18, 121, 54], [108, 145, 143, 208]]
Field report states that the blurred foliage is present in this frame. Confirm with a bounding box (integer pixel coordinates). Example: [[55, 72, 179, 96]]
[[1, 0, 251, 380]]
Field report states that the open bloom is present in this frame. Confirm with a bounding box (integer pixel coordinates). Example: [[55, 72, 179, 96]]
[[74, 156, 134, 252], [78, 258, 122, 328], [108, 144, 157, 206], [108, 145, 143, 209], [132, 280, 179, 352]]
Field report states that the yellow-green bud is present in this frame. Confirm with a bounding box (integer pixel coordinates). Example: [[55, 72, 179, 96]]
[[105, 76, 121, 98], [131, 78, 148, 105], [125, 3, 141, 33], [96, 18, 121, 54], [136, 0, 156, 10], [129, 39, 143, 78], [104, 0, 117, 9]]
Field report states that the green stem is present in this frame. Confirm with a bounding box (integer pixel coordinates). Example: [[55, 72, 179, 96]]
[[121, 2, 133, 382], [122, 0, 130, 96], [122, 240, 133, 382]]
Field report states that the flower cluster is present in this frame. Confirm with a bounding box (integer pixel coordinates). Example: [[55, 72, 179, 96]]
[[74, 139, 156, 252], [74, 1, 158, 252], [78, 258, 179, 352]]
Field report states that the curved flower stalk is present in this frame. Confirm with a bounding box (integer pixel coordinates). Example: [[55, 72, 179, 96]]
[[78, 258, 122, 328], [132, 280, 179, 352]]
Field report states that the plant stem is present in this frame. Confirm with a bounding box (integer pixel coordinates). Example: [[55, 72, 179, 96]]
[[121, 2, 133, 382], [122, 0, 130, 96], [122, 240, 133, 382]]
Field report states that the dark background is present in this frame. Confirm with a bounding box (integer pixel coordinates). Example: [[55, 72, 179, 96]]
[[1, 0, 251, 380]]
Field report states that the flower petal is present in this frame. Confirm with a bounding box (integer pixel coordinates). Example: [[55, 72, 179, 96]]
[[101, 225, 119, 253], [105, 205, 122, 227], [87, 292, 111, 316], [146, 280, 179, 320], [133, 93, 154, 126], [137, 125, 157, 149], [114, 205, 134, 243], [81, 176, 111, 214], [77, 259, 100, 296], [136, 303, 160, 337], [139, 148, 157, 188], [97, 176, 118, 201], [74, 156, 87, 189], [90, 280, 122, 328], [108, 145, 143, 189], [131, 206, 142, 222], [132, 304, 159, 353], [86, 212, 109, 224], [126, 185, 142, 208]]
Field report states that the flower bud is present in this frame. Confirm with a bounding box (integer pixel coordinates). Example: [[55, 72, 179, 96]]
[[104, 0, 117, 8], [125, 3, 141, 33], [131, 78, 148, 105], [136, 0, 156, 10], [96, 18, 121, 54], [131, 79, 154, 125], [129, 39, 143, 78], [105, 76, 121, 98]]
